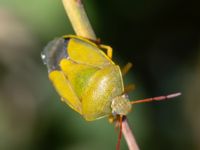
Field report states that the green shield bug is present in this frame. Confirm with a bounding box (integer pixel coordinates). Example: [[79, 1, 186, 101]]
[[41, 35, 181, 149]]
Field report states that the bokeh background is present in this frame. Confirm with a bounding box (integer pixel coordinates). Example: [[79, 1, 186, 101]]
[[0, 0, 199, 150]]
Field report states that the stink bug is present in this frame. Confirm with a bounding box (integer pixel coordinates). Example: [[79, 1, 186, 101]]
[[41, 35, 181, 149], [41, 35, 133, 121]]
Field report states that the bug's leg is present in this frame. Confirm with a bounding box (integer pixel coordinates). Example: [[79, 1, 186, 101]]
[[123, 84, 135, 94], [108, 114, 116, 123], [121, 62, 132, 76], [99, 44, 113, 59]]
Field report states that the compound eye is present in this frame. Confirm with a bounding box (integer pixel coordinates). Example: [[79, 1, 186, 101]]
[[41, 37, 69, 72]]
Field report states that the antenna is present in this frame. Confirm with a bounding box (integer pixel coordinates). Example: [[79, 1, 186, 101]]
[[130, 92, 181, 105]]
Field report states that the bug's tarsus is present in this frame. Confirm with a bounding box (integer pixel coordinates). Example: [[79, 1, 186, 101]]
[[130, 92, 181, 105], [123, 84, 135, 94], [121, 62, 133, 76], [99, 44, 113, 59]]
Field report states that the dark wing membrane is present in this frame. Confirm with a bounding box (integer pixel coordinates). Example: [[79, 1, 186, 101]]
[[41, 38, 69, 72]]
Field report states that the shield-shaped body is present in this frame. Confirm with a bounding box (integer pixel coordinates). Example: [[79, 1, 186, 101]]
[[42, 35, 131, 121]]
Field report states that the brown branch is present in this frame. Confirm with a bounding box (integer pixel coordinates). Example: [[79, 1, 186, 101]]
[[62, 0, 139, 149]]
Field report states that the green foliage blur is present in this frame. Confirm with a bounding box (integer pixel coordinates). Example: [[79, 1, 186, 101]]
[[0, 0, 199, 150]]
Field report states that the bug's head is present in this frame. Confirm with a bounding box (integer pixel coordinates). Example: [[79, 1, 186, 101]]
[[111, 95, 132, 117]]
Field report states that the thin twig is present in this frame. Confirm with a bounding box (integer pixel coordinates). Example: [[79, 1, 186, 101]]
[[62, 0, 139, 149], [62, 0, 96, 39]]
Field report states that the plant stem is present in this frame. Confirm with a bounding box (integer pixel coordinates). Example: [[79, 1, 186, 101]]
[[62, 0, 96, 39], [123, 117, 139, 150], [62, 0, 139, 149]]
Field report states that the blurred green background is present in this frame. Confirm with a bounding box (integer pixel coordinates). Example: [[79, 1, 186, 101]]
[[0, 0, 199, 150]]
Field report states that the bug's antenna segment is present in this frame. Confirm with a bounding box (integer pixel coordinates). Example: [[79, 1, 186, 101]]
[[130, 92, 181, 105], [166, 92, 182, 99]]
